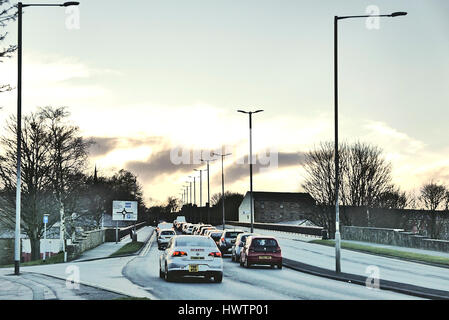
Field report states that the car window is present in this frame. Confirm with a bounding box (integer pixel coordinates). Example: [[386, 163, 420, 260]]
[[161, 231, 175, 235], [252, 239, 278, 247], [175, 238, 216, 247], [225, 231, 242, 238]]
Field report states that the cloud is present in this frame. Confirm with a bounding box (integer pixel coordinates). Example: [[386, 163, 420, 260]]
[[125, 148, 203, 183], [88, 136, 164, 157], [218, 151, 307, 184]]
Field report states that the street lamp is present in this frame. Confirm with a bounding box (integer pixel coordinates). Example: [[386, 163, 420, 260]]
[[189, 175, 196, 206], [194, 168, 206, 207], [201, 157, 216, 224], [14, 1, 80, 276], [185, 182, 191, 205], [212, 152, 232, 231], [237, 109, 263, 233], [333, 11, 407, 273]]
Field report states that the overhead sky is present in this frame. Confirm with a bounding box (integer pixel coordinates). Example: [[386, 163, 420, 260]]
[[0, 0, 448, 206]]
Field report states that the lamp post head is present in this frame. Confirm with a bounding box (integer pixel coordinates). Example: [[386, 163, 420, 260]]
[[253, 109, 264, 114], [237, 110, 247, 114], [391, 11, 407, 17], [63, 1, 79, 6]]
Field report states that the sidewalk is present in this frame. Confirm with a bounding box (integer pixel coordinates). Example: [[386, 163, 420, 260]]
[[0, 270, 125, 300], [0, 226, 155, 300], [73, 226, 154, 262]]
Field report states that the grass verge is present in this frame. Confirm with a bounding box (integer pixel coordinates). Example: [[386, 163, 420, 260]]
[[310, 239, 449, 267], [0, 252, 65, 268], [109, 241, 144, 257], [114, 297, 151, 300]]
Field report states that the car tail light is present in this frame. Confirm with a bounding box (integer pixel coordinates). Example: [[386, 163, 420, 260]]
[[172, 251, 188, 257], [208, 252, 222, 257], [276, 247, 281, 253], [220, 237, 225, 243]]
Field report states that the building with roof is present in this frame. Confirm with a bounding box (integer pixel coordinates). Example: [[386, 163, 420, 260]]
[[238, 191, 317, 224]]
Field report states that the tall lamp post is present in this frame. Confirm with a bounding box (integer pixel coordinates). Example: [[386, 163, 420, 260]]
[[189, 175, 196, 206], [15, 1, 80, 276], [185, 182, 191, 205], [201, 158, 216, 224], [333, 11, 407, 273], [237, 109, 263, 233], [194, 168, 206, 207], [212, 152, 232, 231]]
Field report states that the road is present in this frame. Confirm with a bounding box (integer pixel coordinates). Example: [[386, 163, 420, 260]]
[[222, 224, 449, 293], [122, 232, 422, 300]]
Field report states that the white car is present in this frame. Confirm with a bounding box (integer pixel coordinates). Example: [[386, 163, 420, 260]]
[[185, 224, 195, 235], [157, 229, 176, 249], [159, 235, 223, 282]]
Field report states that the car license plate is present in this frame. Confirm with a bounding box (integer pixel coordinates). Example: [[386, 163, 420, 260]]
[[189, 264, 199, 272], [191, 256, 204, 260], [259, 256, 272, 260]]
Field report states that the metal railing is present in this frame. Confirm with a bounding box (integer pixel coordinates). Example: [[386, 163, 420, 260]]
[[225, 221, 325, 237]]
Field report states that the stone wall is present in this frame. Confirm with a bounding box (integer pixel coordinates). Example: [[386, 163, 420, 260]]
[[255, 200, 315, 223], [0, 239, 14, 265], [66, 229, 105, 261], [341, 226, 449, 253]]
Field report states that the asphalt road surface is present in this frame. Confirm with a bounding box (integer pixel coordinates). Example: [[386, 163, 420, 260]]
[[122, 232, 422, 300]]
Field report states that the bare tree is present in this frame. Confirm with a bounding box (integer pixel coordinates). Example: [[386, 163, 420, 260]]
[[419, 181, 447, 238], [0, 112, 58, 260], [301, 141, 394, 236], [0, 1, 18, 93], [39, 106, 93, 260]]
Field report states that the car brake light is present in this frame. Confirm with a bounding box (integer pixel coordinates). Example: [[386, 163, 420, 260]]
[[276, 247, 281, 253], [220, 237, 225, 242], [208, 252, 222, 257], [172, 251, 188, 257]]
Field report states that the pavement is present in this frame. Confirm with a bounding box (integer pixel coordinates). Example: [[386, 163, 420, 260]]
[[0, 226, 154, 300], [73, 225, 154, 262]]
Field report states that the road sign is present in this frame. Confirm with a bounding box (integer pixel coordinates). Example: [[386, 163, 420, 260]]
[[43, 215, 48, 224], [112, 201, 138, 221]]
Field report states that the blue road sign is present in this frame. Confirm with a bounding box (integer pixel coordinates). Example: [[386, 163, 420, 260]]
[[43, 215, 48, 224]]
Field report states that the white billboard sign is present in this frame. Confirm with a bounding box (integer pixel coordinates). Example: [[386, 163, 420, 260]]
[[112, 201, 138, 221]]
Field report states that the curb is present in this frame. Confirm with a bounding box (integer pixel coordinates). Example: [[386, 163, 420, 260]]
[[282, 258, 449, 300]]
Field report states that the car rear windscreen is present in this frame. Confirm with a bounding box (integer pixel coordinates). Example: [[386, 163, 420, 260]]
[[252, 238, 278, 247], [161, 231, 175, 235], [176, 238, 216, 247], [225, 232, 242, 238]]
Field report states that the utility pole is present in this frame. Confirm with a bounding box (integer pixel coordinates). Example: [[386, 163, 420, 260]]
[[213, 152, 231, 230], [201, 158, 216, 224]]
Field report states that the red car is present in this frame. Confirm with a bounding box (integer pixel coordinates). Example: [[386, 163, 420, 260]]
[[240, 236, 282, 269]]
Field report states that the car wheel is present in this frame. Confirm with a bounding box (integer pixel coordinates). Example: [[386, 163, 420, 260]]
[[278, 263, 283, 269], [159, 266, 164, 278], [214, 273, 223, 283], [165, 264, 175, 282], [270, 264, 275, 269], [244, 258, 251, 268]]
